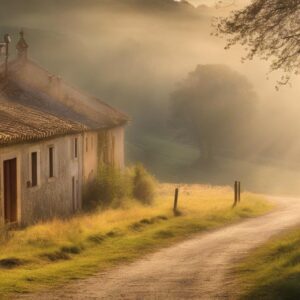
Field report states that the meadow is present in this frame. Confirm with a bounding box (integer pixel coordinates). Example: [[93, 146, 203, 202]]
[[127, 134, 300, 197], [236, 226, 300, 299], [0, 184, 271, 296]]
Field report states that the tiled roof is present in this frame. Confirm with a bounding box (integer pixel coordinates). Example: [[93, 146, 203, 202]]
[[0, 58, 129, 146], [0, 99, 86, 145]]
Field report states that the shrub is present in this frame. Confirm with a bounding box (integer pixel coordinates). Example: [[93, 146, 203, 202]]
[[132, 164, 156, 205], [83, 163, 156, 209], [83, 165, 132, 210], [98, 166, 132, 207]]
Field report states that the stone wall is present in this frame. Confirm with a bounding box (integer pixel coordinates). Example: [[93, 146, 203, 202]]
[[0, 134, 83, 225], [0, 126, 125, 225]]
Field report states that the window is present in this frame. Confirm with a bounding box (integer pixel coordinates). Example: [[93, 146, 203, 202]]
[[31, 152, 38, 187], [74, 138, 78, 159], [49, 146, 54, 178]]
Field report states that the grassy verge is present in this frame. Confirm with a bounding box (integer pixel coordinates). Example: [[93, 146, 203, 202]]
[[236, 227, 300, 300], [0, 184, 271, 296]]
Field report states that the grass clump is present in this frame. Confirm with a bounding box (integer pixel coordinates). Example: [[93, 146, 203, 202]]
[[0, 258, 26, 269], [60, 245, 82, 255], [155, 230, 175, 239], [41, 251, 70, 262], [87, 234, 106, 244], [129, 215, 168, 231], [0, 184, 271, 297], [132, 164, 156, 204], [105, 230, 123, 238], [236, 227, 300, 299]]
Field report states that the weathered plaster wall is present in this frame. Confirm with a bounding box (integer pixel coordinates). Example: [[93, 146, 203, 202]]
[[0, 127, 125, 225], [83, 132, 98, 183], [82, 126, 125, 183], [110, 126, 125, 169], [96, 126, 125, 169], [0, 134, 83, 225]]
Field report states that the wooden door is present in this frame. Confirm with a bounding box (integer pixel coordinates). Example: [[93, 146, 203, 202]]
[[3, 158, 17, 223]]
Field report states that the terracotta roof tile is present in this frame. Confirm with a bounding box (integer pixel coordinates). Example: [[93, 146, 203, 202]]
[[0, 58, 129, 146], [0, 99, 86, 146]]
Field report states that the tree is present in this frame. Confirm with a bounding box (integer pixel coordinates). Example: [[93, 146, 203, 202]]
[[170, 65, 257, 161], [216, 0, 300, 85]]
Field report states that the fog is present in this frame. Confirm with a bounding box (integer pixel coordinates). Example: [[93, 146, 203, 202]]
[[1, 0, 300, 195]]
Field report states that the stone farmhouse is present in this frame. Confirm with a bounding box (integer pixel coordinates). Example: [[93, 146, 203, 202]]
[[0, 31, 128, 225]]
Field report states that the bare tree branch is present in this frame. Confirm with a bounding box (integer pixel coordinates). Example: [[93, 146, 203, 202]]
[[214, 0, 300, 85]]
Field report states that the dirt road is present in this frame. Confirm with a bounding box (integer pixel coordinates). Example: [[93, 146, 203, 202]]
[[19, 196, 300, 299]]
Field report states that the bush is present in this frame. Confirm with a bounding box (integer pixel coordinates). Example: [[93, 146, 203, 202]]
[[97, 166, 132, 208], [83, 163, 156, 209], [83, 165, 132, 210], [132, 164, 156, 205]]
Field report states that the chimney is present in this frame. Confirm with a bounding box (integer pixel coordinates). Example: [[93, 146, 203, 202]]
[[16, 29, 28, 61]]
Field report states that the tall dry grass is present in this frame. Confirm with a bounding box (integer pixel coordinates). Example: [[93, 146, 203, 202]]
[[0, 184, 267, 255], [0, 184, 271, 296]]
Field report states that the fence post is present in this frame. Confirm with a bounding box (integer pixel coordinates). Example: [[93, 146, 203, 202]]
[[238, 181, 241, 202], [233, 181, 238, 208], [173, 188, 179, 213]]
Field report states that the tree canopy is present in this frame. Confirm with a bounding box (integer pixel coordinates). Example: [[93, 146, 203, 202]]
[[170, 64, 257, 161], [216, 0, 300, 84]]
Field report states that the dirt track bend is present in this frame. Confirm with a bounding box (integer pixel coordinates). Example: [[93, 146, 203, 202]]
[[18, 196, 300, 300]]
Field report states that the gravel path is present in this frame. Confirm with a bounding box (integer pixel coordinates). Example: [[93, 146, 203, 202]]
[[18, 196, 300, 299]]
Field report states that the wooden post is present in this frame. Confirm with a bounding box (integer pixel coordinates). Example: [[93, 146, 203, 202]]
[[233, 181, 238, 207], [238, 181, 241, 202], [173, 188, 179, 212]]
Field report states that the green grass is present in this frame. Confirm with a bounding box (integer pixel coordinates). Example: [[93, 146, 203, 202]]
[[236, 227, 300, 300], [0, 184, 271, 297]]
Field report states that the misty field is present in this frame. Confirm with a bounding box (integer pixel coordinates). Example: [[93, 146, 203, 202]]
[[236, 226, 300, 299], [0, 184, 271, 296], [1, 0, 300, 198]]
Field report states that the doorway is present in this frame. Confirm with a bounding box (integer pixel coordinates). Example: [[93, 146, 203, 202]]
[[3, 158, 17, 223]]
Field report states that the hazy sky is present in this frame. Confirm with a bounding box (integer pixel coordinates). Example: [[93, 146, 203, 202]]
[[187, 0, 250, 7]]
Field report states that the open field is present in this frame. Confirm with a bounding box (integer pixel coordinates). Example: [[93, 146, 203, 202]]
[[128, 134, 300, 197], [0, 184, 271, 297], [236, 226, 300, 300]]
